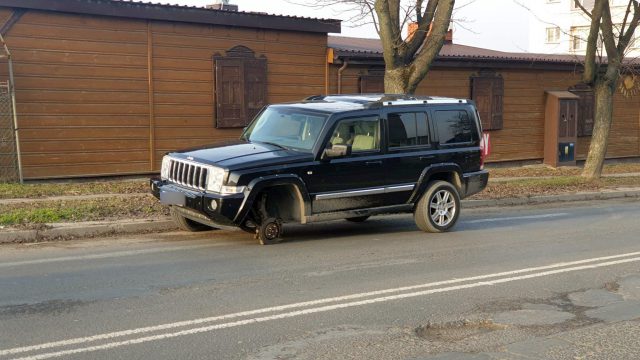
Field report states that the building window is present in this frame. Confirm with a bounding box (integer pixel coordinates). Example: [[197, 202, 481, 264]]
[[470, 72, 504, 131], [569, 84, 595, 137], [546, 27, 561, 43], [387, 112, 430, 148], [571, 0, 595, 10], [570, 26, 590, 52], [359, 72, 385, 93], [214, 45, 267, 128]]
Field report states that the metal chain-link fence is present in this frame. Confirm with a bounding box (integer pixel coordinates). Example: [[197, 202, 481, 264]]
[[0, 79, 19, 183]]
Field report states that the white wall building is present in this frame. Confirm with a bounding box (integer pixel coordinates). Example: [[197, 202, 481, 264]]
[[527, 0, 639, 56]]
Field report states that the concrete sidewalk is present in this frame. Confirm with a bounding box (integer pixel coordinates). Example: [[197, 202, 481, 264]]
[[1, 187, 639, 244]]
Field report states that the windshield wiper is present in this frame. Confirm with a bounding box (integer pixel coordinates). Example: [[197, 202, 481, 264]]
[[254, 140, 289, 150]]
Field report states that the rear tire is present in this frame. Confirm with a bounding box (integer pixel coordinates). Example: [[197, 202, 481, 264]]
[[346, 216, 370, 223], [414, 181, 460, 233], [170, 207, 214, 232]]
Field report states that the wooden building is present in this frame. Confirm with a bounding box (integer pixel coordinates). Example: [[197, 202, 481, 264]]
[[0, 0, 339, 179], [0, 0, 638, 179]]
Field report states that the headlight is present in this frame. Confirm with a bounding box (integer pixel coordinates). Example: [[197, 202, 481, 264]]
[[206, 166, 226, 192], [161, 156, 171, 179]]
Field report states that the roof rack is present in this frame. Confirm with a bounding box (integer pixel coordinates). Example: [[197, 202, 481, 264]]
[[301, 94, 468, 108]]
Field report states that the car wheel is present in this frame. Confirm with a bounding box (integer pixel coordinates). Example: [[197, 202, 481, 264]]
[[257, 217, 283, 245], [346, 216, 370, 223], [414, 181, 461, 233], [170, 207, 214, 232]]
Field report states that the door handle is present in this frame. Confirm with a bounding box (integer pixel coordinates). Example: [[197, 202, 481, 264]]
[[365, 160, 382, 165], [420, 155, 435, 161]]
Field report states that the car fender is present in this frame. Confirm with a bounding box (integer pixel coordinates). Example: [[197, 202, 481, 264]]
[[408, 163, 464, 204], [234, 174, 312, 223]]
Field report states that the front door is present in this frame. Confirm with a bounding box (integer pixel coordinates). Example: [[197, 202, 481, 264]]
[[306, 115, 387, 213]]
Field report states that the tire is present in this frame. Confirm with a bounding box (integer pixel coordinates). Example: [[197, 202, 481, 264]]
[[170, 207, 214, 232], [257, 217, 283, 245], [414, 181, 461, 233], [346, 216, 370, 223]]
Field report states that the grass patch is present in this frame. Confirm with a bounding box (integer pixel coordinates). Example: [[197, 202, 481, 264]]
[[472, 175, 640, 200], [0, 194, 168, 227], [489, 163, 640, 178], [0, 180, 149, 199]]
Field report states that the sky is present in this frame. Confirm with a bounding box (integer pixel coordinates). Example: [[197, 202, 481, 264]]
[[163, 0, 531, 52]]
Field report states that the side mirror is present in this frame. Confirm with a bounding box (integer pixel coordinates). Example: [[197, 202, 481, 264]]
[[322, 144, 352, 160]]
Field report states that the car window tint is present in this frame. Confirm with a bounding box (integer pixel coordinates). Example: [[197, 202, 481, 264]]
[[330, 116, 380, 153], [388, 112, 429, 148], [434, 110, 474, 145]]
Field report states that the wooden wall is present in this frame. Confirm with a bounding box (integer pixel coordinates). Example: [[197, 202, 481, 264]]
[[0, 7, 327, 179], [331, 65, 640, 163]]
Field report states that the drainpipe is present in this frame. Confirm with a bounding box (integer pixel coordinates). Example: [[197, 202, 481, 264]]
[[337, 60, 348, 94], [0, 33, 22, 183]]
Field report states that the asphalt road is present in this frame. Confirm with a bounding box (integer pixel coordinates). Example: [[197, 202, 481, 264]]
[[1, 199, 640, 360]]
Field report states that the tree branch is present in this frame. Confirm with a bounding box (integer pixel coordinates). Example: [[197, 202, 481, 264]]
[[581, 0, 604, 84], [407, 0, 454, 91]]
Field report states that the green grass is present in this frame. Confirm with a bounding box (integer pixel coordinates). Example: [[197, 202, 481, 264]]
[[0, 180, 149, 199], [0, 195, 168, 226]]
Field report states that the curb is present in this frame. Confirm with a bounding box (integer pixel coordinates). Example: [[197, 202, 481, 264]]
[[463, 189, 640, 208], [1, 190, 639, 244], [0, 218, 177, 244]]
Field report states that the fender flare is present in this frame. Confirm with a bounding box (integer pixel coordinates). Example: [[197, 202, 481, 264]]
[[408, 163, 464, 204], [234, 174, 312, 223]]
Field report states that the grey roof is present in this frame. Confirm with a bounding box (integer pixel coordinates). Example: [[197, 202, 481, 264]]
[[328, 35, 590, 65], [0, 0, 341, 33]]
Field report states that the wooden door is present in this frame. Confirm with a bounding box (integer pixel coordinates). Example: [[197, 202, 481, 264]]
[[215, 58, 244, 128]]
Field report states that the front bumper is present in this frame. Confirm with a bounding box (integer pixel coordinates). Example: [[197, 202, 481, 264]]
[[150, 178, 245, 228], [462, 170, 489, 198]]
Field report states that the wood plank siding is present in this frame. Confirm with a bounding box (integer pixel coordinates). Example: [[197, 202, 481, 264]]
[[0, 7, 327, 179], [332, 65, 640, 163]]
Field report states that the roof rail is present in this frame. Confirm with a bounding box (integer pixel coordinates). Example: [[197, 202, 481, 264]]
[[381, 99, 467, 106]]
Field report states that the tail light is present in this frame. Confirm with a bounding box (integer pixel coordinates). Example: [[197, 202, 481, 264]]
[[479, 136, 486, 170]]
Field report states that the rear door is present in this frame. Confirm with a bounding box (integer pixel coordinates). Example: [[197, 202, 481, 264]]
[[382, 107, 437, 205]]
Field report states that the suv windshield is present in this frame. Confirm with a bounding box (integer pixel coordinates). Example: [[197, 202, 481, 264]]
[[242, 106, 328, 152]]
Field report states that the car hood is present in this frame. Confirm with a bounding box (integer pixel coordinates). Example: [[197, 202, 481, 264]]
[[167, 140, 313, 169]]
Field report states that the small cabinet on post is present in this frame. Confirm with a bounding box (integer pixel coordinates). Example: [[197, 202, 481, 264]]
[[544, 91, 579, 167]]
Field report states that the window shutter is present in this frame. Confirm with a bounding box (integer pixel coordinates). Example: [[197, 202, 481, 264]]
[[491, 77, 504, 130], [244, 58, 267, 123], [569, 84, 594, 137], [215, 58, 244, 128], [214, 46, 267, 128], [470, 73, 503, 131], [359, 74, 385, 93]]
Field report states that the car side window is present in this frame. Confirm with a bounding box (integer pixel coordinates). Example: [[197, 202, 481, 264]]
[[434, 110, 476, 145], [329, 116, 380, 153], [387, 112, 430, 148]]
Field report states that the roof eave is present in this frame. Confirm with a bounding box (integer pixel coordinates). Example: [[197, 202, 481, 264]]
[[0, 0, 342, 33]]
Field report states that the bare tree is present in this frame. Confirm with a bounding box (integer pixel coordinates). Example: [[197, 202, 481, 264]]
[[299, 0, 455, 94], [578, 0, 640, 180]]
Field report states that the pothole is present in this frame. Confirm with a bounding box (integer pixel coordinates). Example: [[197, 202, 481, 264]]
[[415, 319, 506, 342], [493, 309, 574, 326]]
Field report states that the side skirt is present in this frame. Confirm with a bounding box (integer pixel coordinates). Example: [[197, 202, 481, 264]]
[[304, 204, 414, 224]]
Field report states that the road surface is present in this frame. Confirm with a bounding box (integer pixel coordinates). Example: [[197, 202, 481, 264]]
[[1, 199, 640, 359]]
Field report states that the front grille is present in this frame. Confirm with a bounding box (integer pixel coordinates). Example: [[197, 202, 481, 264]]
[[166, 159, 208, 191]]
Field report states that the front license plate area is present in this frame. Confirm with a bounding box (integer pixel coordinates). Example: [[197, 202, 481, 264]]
[[160, 189, 186, 206]]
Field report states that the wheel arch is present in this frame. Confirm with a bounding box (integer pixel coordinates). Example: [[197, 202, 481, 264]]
[[234, 175, 312, 224], [409, 163, 464, 204]]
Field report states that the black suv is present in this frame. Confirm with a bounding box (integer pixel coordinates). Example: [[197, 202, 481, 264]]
[[150, 94, 489, 244]]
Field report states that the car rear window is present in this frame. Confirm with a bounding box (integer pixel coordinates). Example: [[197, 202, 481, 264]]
[[434, 110, 477, 145]]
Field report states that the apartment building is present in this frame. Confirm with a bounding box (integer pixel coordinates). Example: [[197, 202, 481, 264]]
[[528, 0, 639, 56]]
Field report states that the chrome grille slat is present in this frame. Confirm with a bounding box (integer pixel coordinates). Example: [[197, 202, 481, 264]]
[[164, 158, 208, 191]]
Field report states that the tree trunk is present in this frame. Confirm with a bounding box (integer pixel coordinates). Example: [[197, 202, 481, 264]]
[[582, 78, 616, 180], [384, 67, 410, 94]]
